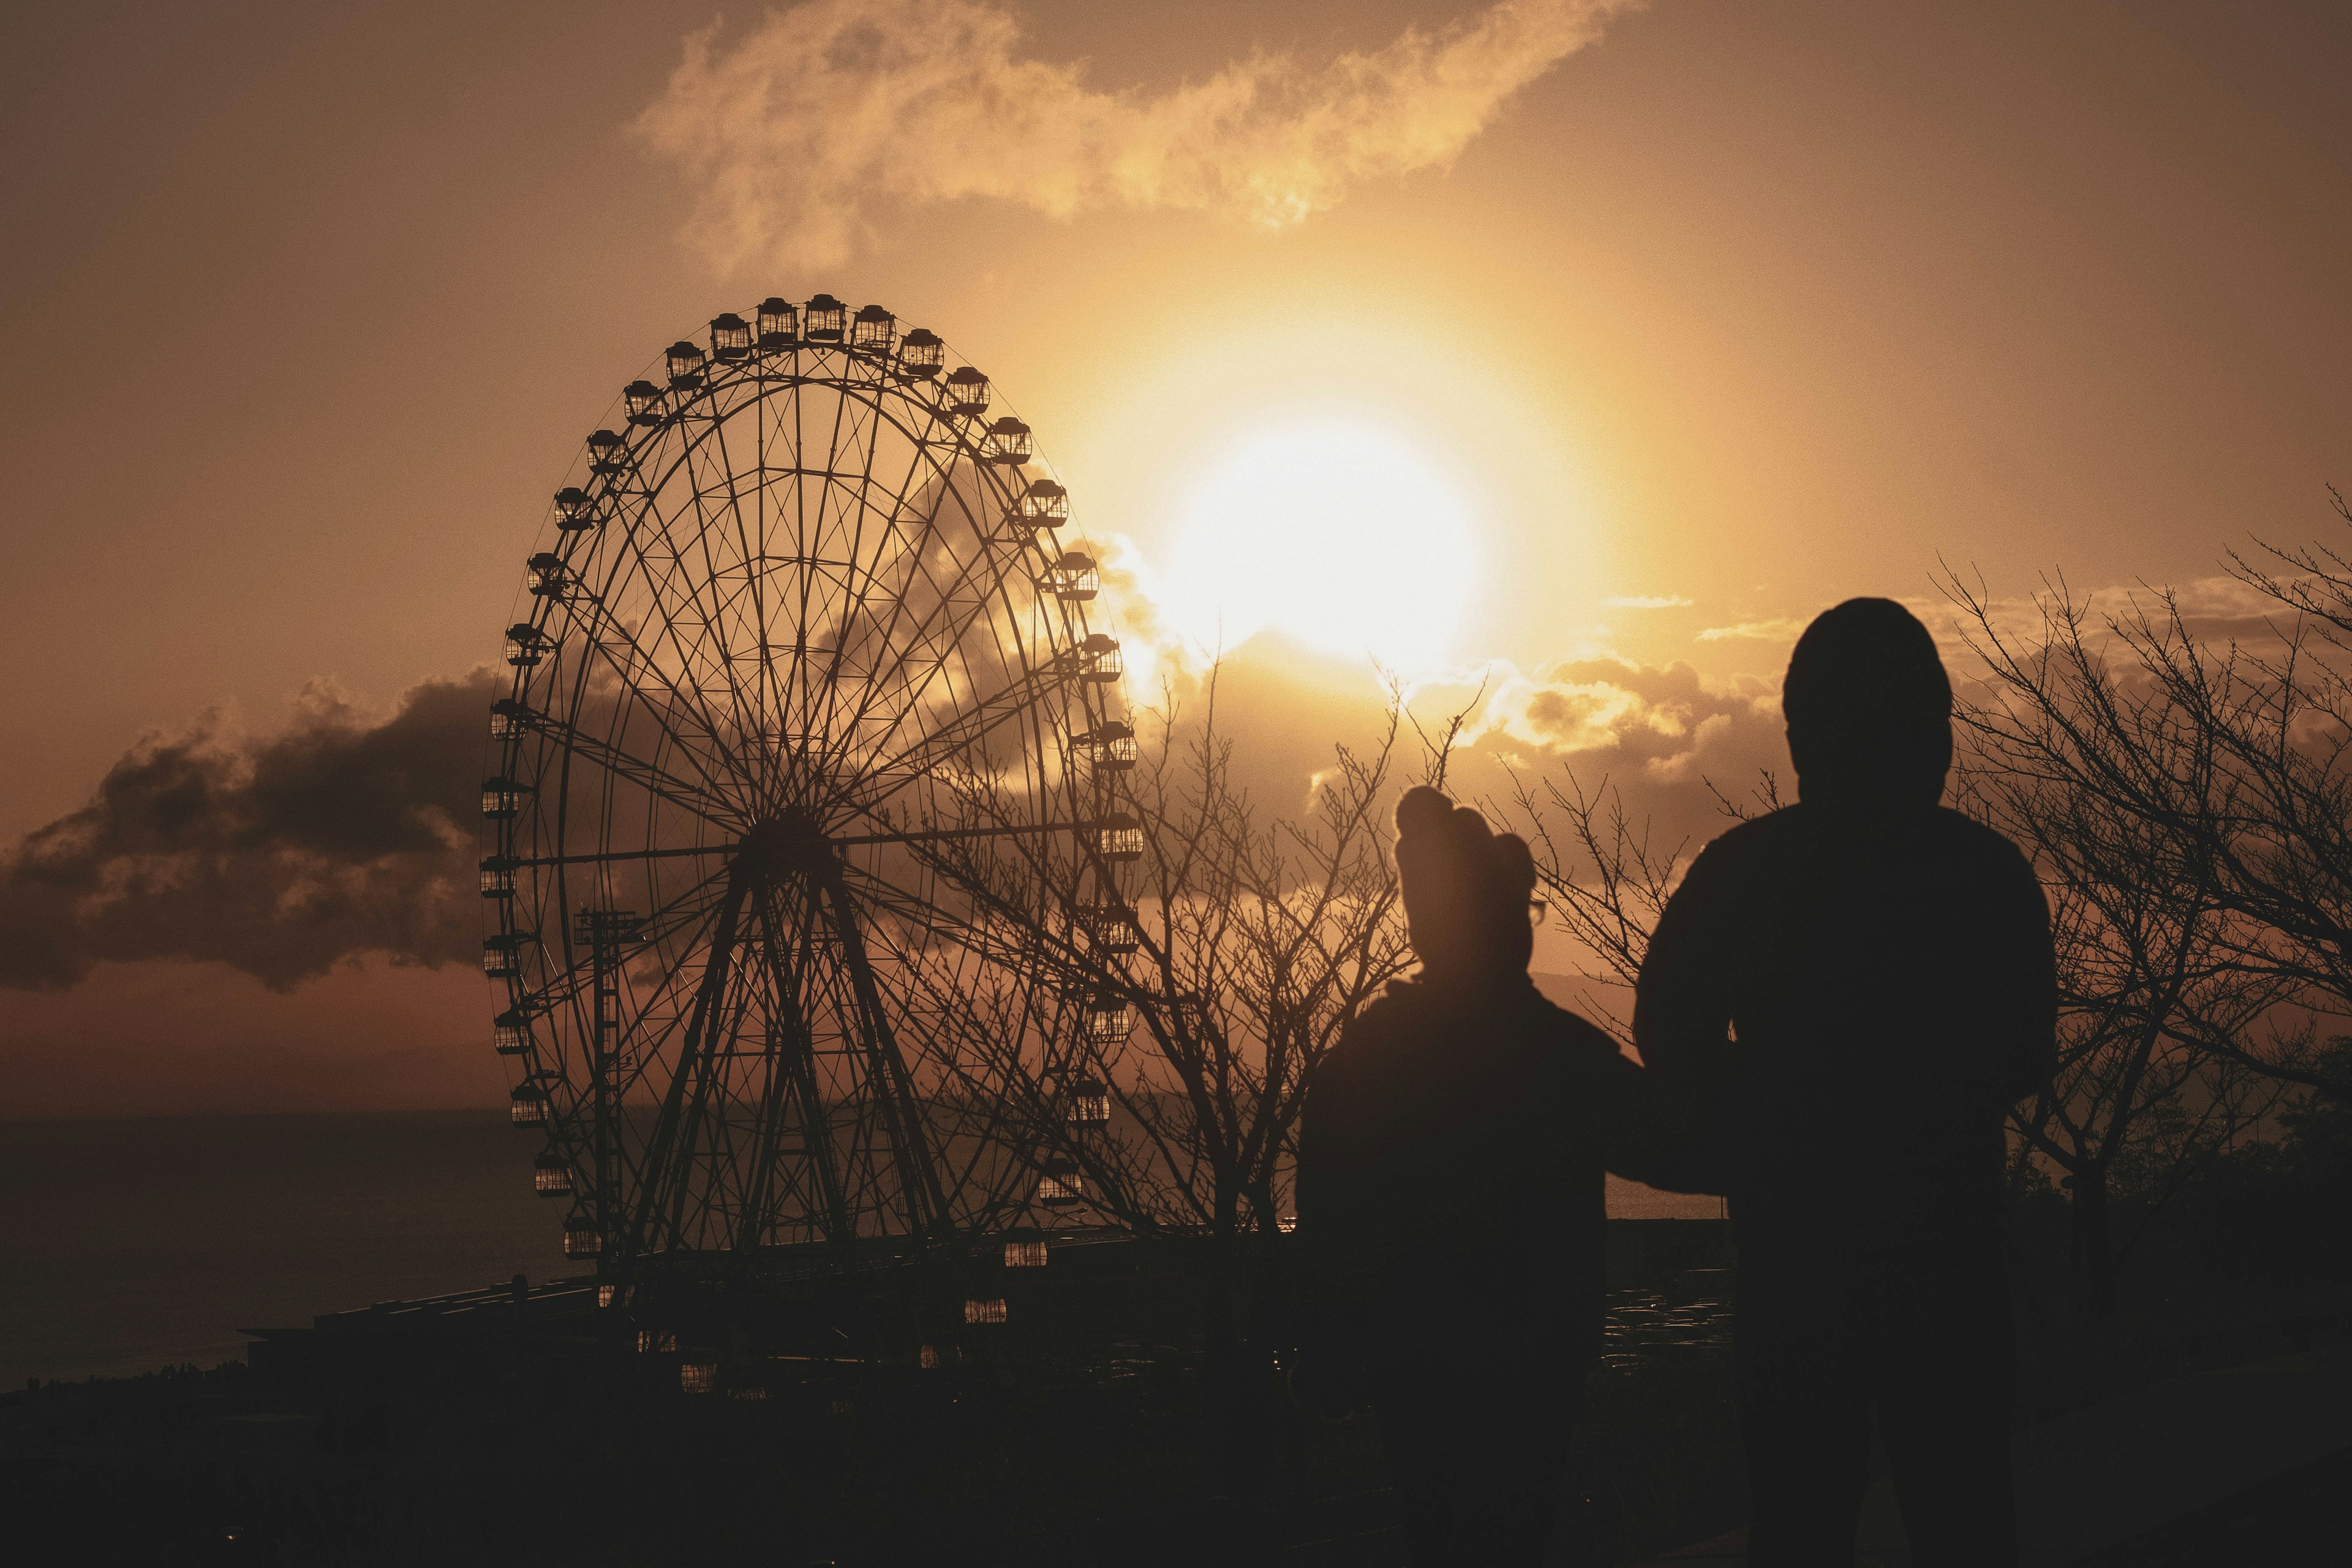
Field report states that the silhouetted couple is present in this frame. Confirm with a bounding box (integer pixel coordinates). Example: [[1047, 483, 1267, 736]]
[[1298, 600, 2057, 1567]]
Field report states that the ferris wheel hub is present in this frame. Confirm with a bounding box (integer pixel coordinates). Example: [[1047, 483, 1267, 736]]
[[737, 813, 835, 880]]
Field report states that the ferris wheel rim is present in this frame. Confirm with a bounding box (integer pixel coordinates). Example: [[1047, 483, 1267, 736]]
[[483, 295, 1133, 1265]]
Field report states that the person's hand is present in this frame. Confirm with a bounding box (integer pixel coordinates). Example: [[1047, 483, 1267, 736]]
[[1394, 786, 1538, 982]]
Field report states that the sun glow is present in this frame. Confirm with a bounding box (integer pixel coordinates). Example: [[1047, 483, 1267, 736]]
[[1158, 420, 1477, 673]]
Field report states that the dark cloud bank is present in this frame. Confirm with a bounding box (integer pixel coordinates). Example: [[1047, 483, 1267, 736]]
[[0, 673, 499, 991], [0, 641, 1792, 997]]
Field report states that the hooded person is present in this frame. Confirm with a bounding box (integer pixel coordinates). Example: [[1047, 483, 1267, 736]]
[[1633, 598, 2057, 1567], [1295, 786, 1694, 1567]]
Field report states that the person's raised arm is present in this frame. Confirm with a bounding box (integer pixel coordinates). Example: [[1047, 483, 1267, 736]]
[[1987, 843, 2058, 1107], [1633, 839, 1737, 1090]]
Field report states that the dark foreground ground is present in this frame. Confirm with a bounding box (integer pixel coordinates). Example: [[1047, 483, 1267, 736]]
[[1, 1223, 1736, 1567], [4, 1208, 2345, 1566]]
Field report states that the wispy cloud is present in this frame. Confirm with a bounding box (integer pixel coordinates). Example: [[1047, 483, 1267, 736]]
[[637, 0, 1646, 270], [1696, 616, 1809, 643], [1604, 594, 1692, 609]]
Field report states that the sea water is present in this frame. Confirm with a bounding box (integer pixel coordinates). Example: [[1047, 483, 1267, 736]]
[[0, 1110, 564, 1387], [0, 1110, 1719, 1386]]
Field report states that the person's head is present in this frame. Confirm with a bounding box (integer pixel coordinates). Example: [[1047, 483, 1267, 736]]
[[1393, 785, 1537, 984], [1782, 597, 1953, 809]]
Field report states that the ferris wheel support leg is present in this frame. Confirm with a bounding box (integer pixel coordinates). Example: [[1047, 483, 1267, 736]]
[[745, 885, 853, 1250], [816, 861, 956, 1240], [628, 867, 754, 1265]]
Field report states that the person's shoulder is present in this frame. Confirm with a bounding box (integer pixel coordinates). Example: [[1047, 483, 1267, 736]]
[[1365, 973, 1436, 1021], [1332, 976, 1427, 1058], [1684, 804, 1805, 884], [1926, 807, 2037, 876], [1526, 989, 1626, 1063]]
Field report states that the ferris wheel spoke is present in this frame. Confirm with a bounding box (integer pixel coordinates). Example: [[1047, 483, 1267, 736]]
[[831, 850, 1055, 979], [552, 583, 753, 799], [696, 421, 799, 771], [597, 454, 775, 770], [507, 709, 748, 833], [787, 388, 980, 767], [750, 390, 996, 801], [676, 950, 770, 1251], [861, 924, 1049, 1215], [809, 395, 925, 754], [703, 412, 767, 731], [510, 842, 731, 869], [841, 934, 996, 1212], [818, 518, 1087, 793], [744, 389, 796, 772], [811, 440, 1030, 748], [849, 903, 1079, 1231], [510, 859, 734, 1021], [817, 537, 1023, 787], [833, 816, 1103, 848], [604, 941, 707, 1109], [647, 452, 769, 779], [578, 952, 708, 1225], [840, 654, 1087, 818], [775, 381, 859, 753], [811, 397, 961, 736]]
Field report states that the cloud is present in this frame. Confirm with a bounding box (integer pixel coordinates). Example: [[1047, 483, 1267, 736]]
[[0, 674, 499, 992], [1695, 616, 1809, 643], [636, 0, 1646, 270], [1460, 656, 1781, 777], [1604, 594, 1692, 609], [1363, 654, 1792, 849], [1921, 569, 2302, 662], [1092, 533, 1219, 701]]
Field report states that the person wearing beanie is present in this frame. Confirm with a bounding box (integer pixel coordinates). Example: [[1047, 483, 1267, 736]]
[[1634, 598, 2057, 1566], [1295, 785, 1697, 1566]]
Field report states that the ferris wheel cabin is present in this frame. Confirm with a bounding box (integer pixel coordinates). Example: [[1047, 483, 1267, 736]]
[[896, 327, 943, 380], [944, 365, 990, 414], [802, 293, 847, 341], [851, 303, 894, 350], [709, 312, 752, 362], [1067, 1077, 1112, 1129], [1017, 480, 1070, 530], [756, 296, 797, 347]]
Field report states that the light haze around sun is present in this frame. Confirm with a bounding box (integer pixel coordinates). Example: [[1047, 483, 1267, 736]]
[[1158, 420, 1478, 673]]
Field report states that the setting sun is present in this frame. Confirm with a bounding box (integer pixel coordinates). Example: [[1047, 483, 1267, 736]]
[[1158, 420, 1478, 672]]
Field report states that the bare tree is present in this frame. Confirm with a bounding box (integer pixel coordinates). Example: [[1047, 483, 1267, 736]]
[[1503, 770, 1686, 1046], [1063, 684, 1412, 1245], [909, 671, 1424, 1485], [929, 673, 1427, 1496], [1948, 547, 2352, 1108], [1956, 715, 2281, 1314], [1503, 768, 1784, 1046]]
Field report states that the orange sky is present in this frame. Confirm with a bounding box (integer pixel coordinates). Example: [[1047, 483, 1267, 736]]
[[4, 0, 2347, 1114]]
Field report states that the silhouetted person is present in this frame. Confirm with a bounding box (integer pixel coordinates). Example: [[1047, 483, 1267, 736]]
[[1297, 787, 1688, 1566], [1635, 599, 2057, 1567]]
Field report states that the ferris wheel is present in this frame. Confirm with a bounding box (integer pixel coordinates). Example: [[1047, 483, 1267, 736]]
[[478, 295, 1137, 1274]]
